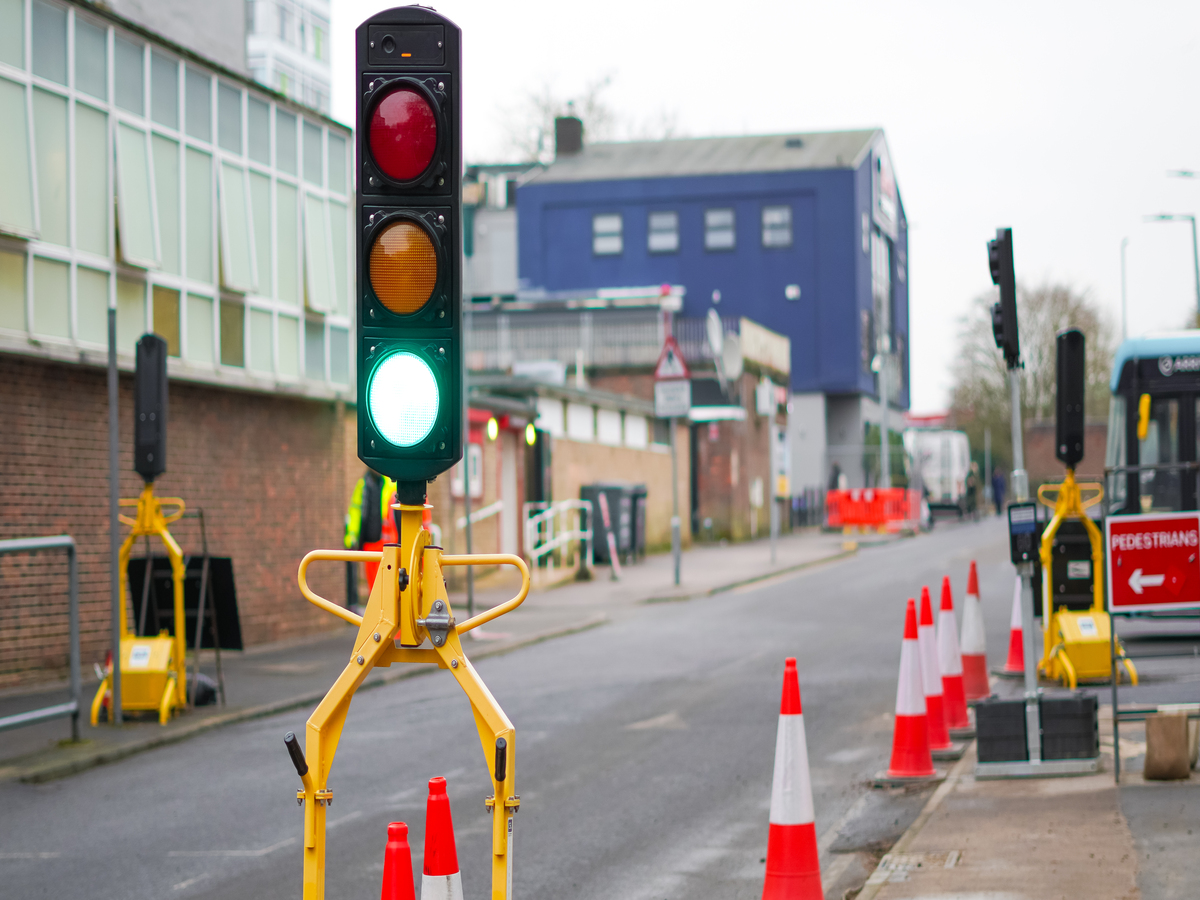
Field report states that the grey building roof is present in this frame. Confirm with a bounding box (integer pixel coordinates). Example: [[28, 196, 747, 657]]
[[527, 129, 880, 184]]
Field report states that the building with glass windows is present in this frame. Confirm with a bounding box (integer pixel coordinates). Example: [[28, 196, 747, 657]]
[[516, 127, 910, 491], [0, 0, 355, 689], [245, 0, 332, 114]]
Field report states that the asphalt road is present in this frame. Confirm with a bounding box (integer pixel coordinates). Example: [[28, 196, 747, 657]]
[[1, 518, 1019, 899]]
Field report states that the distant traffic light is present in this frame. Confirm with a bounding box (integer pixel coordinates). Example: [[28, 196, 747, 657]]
[[988, 227, 1019, 369], [356, 7, 463, 487], [134, 334, 168, 481], [1055, 328, 1086, 467]]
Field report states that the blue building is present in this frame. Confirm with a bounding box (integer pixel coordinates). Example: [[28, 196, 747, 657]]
[[515, 126, 909, 489]]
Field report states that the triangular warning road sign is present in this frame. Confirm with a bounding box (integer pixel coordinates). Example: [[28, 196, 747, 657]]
[[654, 336, 690, 380]]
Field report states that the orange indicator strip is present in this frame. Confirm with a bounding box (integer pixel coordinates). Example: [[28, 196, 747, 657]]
[[402, 52, 411, 57]]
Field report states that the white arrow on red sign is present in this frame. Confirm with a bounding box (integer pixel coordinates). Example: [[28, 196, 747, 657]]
[[1127, 568, 1165, 595]]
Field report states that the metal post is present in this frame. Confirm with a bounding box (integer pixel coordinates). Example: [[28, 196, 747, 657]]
[[878, 342, 891, 489], [464, 303, 475, 626], [1190, 216, 1200, 323], [1008, 366, 1039, 761], [1120, 237, 1129, 341], [67, 540, 80, 741], [670, 417, 681, 586], [769, 421, 778, 564], [1111, 616, 1120, 782], [107, 307, 122, 724]]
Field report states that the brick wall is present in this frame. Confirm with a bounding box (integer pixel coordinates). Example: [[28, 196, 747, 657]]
[[0, 354, 353, 689], [549, 422, 691, 551], [1024, 419, 1108, 490]]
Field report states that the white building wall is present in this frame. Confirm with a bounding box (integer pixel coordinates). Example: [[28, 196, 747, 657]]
[[787, 393, 826, 492]]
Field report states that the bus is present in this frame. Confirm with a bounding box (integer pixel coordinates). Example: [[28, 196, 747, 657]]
[[1105, 331, 1200, 516]]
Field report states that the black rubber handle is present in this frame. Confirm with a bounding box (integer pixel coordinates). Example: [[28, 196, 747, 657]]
[[285, 732, 308, 778], [494, 737, 507, 783]]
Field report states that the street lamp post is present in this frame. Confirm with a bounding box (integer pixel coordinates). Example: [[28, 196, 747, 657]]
[[1145, 213, 1200, 323]]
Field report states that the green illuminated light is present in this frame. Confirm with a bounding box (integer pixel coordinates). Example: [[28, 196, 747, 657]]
[[368, 351, 439, 447]]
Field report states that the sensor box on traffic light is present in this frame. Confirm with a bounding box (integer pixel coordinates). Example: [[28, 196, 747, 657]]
[[1056, 328, 1086, 467], [356, 7, 463, 484], [134, 333, 168, 481]]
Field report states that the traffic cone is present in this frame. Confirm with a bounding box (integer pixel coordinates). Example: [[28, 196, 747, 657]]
[[422, 777, 463, 900], [885, 599, 936, 780], [380, 822, 415, 900], [1002, 574, 1024, 674], [960, 561, 990, 700], [937, 576, 972, 735], [917, 587, 954, 755], [762, 658, 823, 900]]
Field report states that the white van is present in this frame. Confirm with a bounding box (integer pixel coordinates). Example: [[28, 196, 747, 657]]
[[904, 429, 971, 514]]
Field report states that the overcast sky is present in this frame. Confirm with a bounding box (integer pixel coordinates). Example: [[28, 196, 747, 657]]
[[331, 0, 1200, 412]]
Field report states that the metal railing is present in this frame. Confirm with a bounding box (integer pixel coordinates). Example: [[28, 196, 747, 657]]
[[0, 535, 80, 741], [456, 499, 504, 531], [523, 499, 593, 579]]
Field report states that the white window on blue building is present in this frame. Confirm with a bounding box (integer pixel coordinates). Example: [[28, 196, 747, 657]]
[[762, 205, 792, 247], [593, 213, 623, 255], [647, 211, 678, 254], [705, 208, 735, 251]]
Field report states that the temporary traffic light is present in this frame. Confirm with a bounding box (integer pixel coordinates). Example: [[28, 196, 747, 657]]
[[1055, 328, 1086, 467], [134, 333, 168, 481], [988, 227, 1019, 369], [356, 7, 462, 487]]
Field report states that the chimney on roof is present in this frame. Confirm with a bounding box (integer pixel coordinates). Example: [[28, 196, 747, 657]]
[[555, 116, 583, 157]]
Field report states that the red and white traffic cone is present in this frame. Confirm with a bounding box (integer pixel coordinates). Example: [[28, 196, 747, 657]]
[[937, 576, 972, 736], [1002, 574, 1024, 674], [762, 658, 823, 900], [883, 598, 936, 781], [918, 587, 957, 759], [960, 561, 990, 700], [380, 821, 416, 900], [422, 777, 463, 900]]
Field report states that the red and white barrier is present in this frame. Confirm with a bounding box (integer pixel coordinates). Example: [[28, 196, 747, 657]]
[[886, 599, 936, 779], [937, 576, 971, 732], [762, 658, 823, 900], [960, 561, 990, 700]]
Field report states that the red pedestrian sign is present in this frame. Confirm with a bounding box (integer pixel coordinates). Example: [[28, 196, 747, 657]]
[[1106, 512, 1200, 612], [654, 335, 690, 381]]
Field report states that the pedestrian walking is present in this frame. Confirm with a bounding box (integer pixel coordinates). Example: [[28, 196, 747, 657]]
[[991, 466, 1006, 515]]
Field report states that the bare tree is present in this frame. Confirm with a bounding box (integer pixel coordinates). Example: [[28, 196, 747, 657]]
[[499, 75, 682, 163], [948, 282, 1115, 473]]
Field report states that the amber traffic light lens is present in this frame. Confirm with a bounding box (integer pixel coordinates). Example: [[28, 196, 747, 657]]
[[369, 87, 438, 182], [369, 220, 438, 315]]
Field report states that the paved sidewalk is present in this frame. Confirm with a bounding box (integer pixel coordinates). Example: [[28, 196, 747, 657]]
[[0, 528, 852, 782], [851, 702, 1198, 900]]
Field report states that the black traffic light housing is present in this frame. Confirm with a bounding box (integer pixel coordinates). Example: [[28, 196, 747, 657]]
[[356, 7, 463, 485], [134, 333, 168, 481], [1055, 328, 1086, 467], [988, 227, 1019, 369]]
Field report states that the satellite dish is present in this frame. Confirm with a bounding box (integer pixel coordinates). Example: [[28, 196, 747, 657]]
[[723, 334, 744, 381], [705, 308, 724, 359]]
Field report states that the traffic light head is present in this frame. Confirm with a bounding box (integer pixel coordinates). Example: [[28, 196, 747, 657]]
[[1055, 328, 1086, 467], [987, 227, 1019, 369], [134, 333, 168, 482], [356, 7, 463, 485]]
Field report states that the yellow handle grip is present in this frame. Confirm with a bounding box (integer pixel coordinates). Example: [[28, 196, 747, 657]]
[[439, 553, 531, 633], [297, 549, 380, 626]]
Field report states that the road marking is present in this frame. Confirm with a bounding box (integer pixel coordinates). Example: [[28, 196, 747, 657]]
[[625, 711, 686, 730], [168, 836, 296, 858], [0, 852, 61, 860], [172, 873, 211, 891], [327, 810, 364, 829]]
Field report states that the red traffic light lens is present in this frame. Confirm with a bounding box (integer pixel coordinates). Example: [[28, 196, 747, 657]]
[[369, 87, 437, 182]]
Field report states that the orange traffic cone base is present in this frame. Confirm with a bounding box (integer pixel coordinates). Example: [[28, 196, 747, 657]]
[[762, 822, 823, 900]]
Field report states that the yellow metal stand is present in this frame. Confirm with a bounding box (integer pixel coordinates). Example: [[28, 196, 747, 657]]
[[90, 483, 189, 725], [1037, 470, 1138, 687], [294, 502, 530, 900]]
